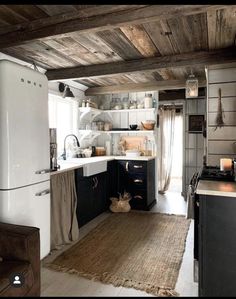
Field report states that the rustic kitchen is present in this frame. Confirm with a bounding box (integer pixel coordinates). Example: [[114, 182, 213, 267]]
[[0, 4, 236, 298]]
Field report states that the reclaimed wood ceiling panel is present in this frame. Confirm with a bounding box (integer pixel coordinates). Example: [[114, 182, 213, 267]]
[[0, 5, 235, 87]]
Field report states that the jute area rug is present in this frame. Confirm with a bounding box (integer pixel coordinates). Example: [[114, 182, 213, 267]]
[[45, 212, 190, 297]]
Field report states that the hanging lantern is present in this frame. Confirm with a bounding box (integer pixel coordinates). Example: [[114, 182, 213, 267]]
[[186, 74, 198, 98]]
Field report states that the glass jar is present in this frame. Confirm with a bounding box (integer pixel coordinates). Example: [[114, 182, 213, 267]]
[[122, 97, 129, 109], [144, 94, 153, 108], [104, 122, 112, 131], [113, 98, 122, 110], [97, 121, 104, 131], [110, 98, 116, 110], [137, 101, 144, 109], [91, 122, 98, 130], [81, 99, 86, 107], [129, 100, 137, 109]]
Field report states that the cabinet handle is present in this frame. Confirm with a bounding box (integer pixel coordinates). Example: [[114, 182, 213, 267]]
[[35, 189, 50, 196], [125, 162, 129, 172], [92, 177, 96, 189], [134, 195, 143, 200], [35, 169, 51, 174], [92, 177, 98, 189], [133, 165, 143, 169], [134, 179, 143, 183]]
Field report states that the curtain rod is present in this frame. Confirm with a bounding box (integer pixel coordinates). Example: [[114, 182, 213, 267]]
[[159, 104, 183, 109]]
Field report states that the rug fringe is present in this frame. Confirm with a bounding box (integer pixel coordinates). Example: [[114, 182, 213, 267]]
[[45, 263, 179, 297]]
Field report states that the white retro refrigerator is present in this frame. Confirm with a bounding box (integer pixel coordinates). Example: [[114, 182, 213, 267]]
[[0, 60, 50, 259]]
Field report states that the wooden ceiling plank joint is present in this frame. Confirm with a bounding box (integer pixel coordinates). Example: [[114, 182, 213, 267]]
[[0, 5, 231, 49]]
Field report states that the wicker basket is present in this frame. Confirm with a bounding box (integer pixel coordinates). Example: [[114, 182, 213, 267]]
[[109, 192, 131, 213]]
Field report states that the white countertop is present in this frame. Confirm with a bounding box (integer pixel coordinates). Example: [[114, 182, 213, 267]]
[[196, 180, 236, 197], [50, 155, 156, 176]]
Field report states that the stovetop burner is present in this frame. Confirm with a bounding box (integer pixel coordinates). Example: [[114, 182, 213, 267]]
[[199, 166, 235, 182]]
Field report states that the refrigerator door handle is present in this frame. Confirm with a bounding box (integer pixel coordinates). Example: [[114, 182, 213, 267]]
[[35, 169, 51, 174], [35, 189, 50, 196]]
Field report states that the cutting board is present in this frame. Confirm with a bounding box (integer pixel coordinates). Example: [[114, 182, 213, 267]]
[[120, 136, 147, 152]]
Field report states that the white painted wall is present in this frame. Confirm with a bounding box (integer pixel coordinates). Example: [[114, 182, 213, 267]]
[[206, 64, 236, 165]]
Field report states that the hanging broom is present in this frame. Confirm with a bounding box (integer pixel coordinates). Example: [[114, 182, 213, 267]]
[[214, 88, 225, 131]]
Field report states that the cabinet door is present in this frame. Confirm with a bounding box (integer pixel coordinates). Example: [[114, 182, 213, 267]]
[[91, 172, 107, 217], [75, 170, 93, 227], [107, 160, 118, 198], [117, 161, 130, 194]]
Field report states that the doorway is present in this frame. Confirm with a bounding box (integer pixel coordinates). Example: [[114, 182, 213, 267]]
[[156, 105, 185, 215]]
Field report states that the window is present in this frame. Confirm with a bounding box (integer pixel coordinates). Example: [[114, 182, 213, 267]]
[[48, 94, 79, 157]]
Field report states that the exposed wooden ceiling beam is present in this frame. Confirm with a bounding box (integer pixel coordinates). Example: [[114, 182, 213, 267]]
[[46, 47, 236, 81], [84, 79, 206, 95], [159, 87, 205, 101], [0, 5, 229, 49]]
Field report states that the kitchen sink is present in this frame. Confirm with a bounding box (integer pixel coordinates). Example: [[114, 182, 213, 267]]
[[83, 160, 107, 176], [58, 157, 107, 176]]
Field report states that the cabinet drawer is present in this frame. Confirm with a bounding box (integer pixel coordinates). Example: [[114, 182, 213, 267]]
[[130, 190, 147, 209], [118, 160, 147, 173], [129, 174, 146, 189]]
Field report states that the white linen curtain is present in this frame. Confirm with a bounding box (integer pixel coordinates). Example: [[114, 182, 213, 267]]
[[158, 107, 176, 194]]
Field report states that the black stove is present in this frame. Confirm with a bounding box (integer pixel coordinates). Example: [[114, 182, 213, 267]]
[[199, 165, 235, 182]]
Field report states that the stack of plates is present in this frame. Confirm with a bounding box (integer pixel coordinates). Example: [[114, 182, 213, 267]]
[[125, 149, 141, 157]]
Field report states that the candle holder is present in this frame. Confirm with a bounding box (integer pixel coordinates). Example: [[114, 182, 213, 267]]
[[220, 158, 232, 172]]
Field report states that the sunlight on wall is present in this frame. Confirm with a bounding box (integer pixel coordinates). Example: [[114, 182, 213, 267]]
[[171, 113, 183, 179]]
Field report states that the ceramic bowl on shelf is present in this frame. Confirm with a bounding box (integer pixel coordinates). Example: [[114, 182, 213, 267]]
[[141, 120, 156, 130], [129, 124, 138, 130]]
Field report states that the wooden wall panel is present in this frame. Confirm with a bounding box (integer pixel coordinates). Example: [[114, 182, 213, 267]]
[[208, 140, 236, 154], [208, 97, 236, 112], [208, 67, 236, 83], [208, 111, 236, 126], [208, 126, 236, 140], [208, 82, 236, 98], [208, 154, 236, 165], [207, 66, 236, 165]]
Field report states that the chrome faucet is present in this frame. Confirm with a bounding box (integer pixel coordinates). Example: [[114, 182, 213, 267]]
[[63, 134, 80, 160]]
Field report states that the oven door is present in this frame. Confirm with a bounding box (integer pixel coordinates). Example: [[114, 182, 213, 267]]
[[194, 192, 199, 282]]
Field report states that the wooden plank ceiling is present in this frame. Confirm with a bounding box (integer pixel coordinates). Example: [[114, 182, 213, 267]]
[[0, 5, 235, 91]]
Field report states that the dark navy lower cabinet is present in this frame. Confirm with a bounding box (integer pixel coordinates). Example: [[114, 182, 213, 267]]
[[199, 194, 236, 297], [75, 159, 156, 227], [117, 159, 156, 210], [75, 168, 107, 228]]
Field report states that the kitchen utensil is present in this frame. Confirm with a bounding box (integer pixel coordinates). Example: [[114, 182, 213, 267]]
[[141, 120, 156, 130], [120, 136, 147, 153], [95, 147, 106, 156], [83, 148, 92, 158]]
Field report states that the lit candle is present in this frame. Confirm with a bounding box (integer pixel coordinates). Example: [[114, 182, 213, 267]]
[[220, 158, 232, 171]]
